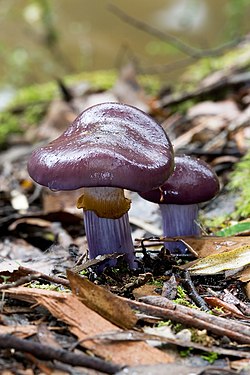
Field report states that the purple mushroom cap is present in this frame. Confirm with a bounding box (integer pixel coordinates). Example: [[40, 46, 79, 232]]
[[139, 155, 220, 204], [27, 102, 174, 192]]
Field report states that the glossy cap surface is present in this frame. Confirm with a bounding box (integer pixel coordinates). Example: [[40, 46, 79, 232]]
[[140, 155, 220, 204], [28, 102, 174, 192]]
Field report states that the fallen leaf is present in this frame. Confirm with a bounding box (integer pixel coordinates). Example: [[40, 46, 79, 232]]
[[0, 259, 19, 273], [0, 325, 37, 339], [67, 269, 137, 330], [204, 296, 247, 319], [179, 236, 250, 258], [4, 287, 173, 366], [137, 236, 250, 258], [183, 245, 250, 275], [236, 265, 250, 282]]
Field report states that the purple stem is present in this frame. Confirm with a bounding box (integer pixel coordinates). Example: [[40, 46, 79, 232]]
[[83, 210, 136, 268], [160, 203, 200, 254]]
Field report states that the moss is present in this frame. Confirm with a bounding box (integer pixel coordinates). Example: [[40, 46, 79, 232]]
[[0, 103, 46, 148], [228, 150, 250, 218], [0, 69, 160, 147], [0, 112, 21, 145], [183, 44, 250, 87], [8, 69, 161, 110]]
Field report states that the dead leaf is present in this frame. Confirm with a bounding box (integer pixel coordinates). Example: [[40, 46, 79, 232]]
[[67, 269, 137, 330], [0, 259, 19, 273], [187, 99, 240, 120], [236, 265, 250, 282], [4, 287, 173, 366], [204, 296, 248, 319], [183, 245, 250, 275], [0, 325, 37, 339], [180, 236, 250, 258], [42, 188, 84, 216]]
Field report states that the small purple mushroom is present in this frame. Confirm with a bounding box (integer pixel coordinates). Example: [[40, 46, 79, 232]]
[[139, 155, 220, 253], [28, 102, 174, 268]]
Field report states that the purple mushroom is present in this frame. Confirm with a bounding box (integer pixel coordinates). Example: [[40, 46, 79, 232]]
[[139, 155, 220, 253], [28, 102, 174, 268]]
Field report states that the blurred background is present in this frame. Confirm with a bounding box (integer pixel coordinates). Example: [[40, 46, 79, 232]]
[[0, 0, 250, 91]]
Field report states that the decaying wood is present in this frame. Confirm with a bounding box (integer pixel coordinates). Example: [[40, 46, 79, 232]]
[[122, 296, 250, 345]]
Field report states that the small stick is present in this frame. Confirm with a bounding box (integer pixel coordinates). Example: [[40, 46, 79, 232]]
[[0, 273, 42, 290], [0, 334, 122, 374], [121, 296, 250, 344], [18, 266, 70, 287], [182, 270, 210, 311]]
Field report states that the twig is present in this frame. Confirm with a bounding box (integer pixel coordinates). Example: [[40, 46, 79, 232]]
[[121, 296, 250, 344], [68, 330, 250, 359], [109, 4, 243, 59], [0, 273, 42, 290], [18, 266, 70, 287], [0, 334, 122, 374], [182, 270, 210, 311], [159, 70, 250, 108]]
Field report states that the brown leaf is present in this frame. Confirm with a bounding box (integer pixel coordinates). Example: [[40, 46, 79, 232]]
[[183, 245, 250, 275], [236, 265, 250, 282], [5, 287, 173, 366], [182, 236, 250, 258], [67, 269, 137, 330], [0, 325, 37, 339], [204, 296, 247, 319]]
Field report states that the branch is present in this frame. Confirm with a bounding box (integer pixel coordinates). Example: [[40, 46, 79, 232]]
[[0, 334, 122, 374], [109, 4, 244, 59], [122, 296, 250, 345]]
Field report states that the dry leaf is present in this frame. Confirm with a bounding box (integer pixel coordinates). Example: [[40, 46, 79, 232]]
[[236, 265, 250, 282], [182, 236, 250, 258], [183, 245, 250, 275], [0, 325, 37, 339], [5, 287, 173, 366], [67, 269, 137, 330]]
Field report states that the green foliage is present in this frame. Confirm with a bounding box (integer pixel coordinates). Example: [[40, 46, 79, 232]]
[[176, 285, 187, 299], [156, 320, 172, 328], [29, 282, 64, 291], [179, 347, 193, 357], [173, 285, 197, 308], [215, 220, 250, 236], [201, 351, 218, 364], [148, 278, 164, 288], [228, 151, 250, 218]]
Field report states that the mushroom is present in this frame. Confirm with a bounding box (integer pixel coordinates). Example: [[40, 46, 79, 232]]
[[139, 155, 220, 253], [28, 102, 174, 268]]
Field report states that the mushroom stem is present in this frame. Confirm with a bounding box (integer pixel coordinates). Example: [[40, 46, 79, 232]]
[[77, 186, 136, 268], [83, 210, 137, 268], [160, 204, 200, 253]]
